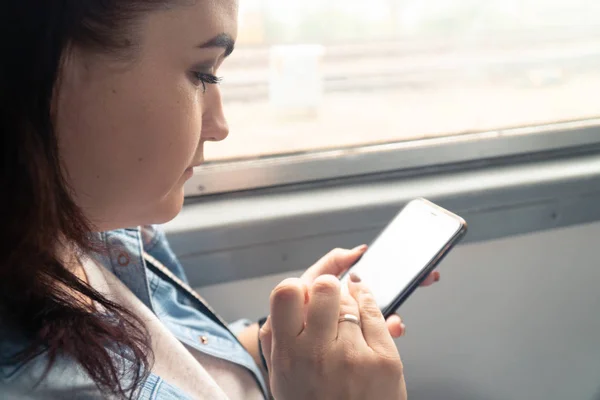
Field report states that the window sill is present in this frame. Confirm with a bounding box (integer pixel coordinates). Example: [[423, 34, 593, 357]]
[[165, 152, 600, 287]]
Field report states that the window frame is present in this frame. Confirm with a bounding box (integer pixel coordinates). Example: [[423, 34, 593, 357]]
[[169, 149, 600, 287], [185, 119, 600, 196]]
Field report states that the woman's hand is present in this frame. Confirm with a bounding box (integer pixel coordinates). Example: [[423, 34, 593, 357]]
[[260, 273, 407, 400], [300, 246, 440, 338]]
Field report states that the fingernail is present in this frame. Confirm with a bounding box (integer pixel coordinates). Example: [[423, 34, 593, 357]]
[[435, 274, 441, 282], [349, 272, 362, 283], [401, 324, 406, 336], [353, 244, 368, 253]]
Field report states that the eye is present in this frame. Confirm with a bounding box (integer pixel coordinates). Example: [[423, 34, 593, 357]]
[[192, 72, 223, 93]]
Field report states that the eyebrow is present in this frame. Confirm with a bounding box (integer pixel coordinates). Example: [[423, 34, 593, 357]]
[[197, 33, 235, 57]]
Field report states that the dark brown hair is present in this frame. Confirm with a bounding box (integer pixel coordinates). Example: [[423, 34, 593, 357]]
[[0, 1, 174, 398]]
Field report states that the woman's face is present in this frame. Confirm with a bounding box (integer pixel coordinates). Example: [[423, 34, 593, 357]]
[[56, 1, 238, 231]]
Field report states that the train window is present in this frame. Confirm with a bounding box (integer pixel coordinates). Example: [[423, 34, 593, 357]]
[[186, 0, 600, 196]]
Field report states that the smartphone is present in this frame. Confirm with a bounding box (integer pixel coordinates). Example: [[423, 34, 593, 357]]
[[340, 198, 467, 318]]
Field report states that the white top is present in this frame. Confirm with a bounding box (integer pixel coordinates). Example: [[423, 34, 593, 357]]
[[82, 258, 264, 400]]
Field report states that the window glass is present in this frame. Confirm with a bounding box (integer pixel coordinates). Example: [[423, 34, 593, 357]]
[[206, 0, 600, 162]]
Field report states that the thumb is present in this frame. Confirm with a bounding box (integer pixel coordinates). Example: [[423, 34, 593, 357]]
[[301, 245, 368, 284]]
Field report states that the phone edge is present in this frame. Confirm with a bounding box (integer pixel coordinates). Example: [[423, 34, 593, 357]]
[[381, 221, 468, 318]]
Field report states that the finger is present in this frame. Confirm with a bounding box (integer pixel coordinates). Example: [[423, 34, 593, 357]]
[[270, 278, 308, 344], [303, 274, 342, 344], [336, 288, 367, 346], [347, 273, 397, 354], [259, 316, 273, 372], [420, 271, 441, 287], [301, 246, 368, 284], [385, 314, 406, 338]]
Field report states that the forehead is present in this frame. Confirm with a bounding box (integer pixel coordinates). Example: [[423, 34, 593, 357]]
[[142, 0, 239, 49]]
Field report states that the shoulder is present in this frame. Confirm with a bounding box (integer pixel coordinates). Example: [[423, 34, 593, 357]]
[[0, 319, 105, 399]]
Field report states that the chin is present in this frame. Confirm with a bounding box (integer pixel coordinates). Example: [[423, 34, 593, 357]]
[[151, 186, 186, 225], [92, 186, 186, 232]]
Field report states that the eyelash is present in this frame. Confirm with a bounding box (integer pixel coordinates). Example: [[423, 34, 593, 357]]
[[193, 72, 223, 93]]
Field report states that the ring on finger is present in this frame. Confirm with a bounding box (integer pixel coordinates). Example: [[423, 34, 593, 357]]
[[338, 313, 361, 327]]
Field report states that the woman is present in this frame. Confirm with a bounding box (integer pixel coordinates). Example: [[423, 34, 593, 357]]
[[0, 1, 440, 399]]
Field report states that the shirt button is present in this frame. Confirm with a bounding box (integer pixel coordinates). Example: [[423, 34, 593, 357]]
[[117, 252, 130, 266], [200, 335, 209, 345]]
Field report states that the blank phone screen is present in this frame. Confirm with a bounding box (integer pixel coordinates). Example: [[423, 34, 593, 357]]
[[341, 200, 463, 310]]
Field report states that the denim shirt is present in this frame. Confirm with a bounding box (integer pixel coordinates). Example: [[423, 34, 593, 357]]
[[0, 226, 268, 399]]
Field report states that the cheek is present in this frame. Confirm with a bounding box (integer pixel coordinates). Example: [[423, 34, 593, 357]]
[[137, 86, 202, 189], [57, 70, 203, 226]]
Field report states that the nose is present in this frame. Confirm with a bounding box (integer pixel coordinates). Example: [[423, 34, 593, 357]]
[[201, 85, 229, 142]]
